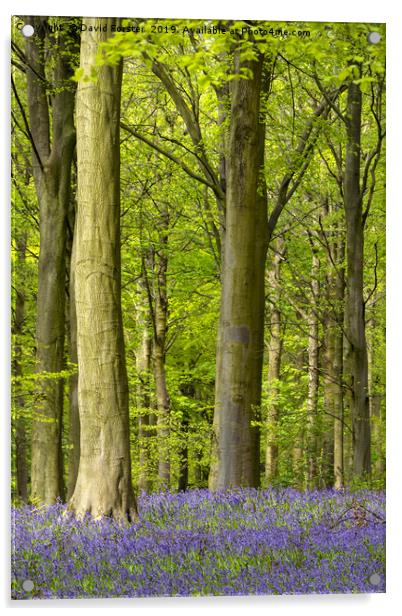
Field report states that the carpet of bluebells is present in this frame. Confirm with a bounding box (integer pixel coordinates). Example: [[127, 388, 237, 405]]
[[11, 488, 385, 599]]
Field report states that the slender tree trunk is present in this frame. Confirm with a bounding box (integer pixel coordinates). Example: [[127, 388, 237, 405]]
[[292, 436, 304, 490], [306, 241, 320, 489], [332, 327, 345, 489], [319, 179, 346, 491], [178, 411, 189, 492], [325, 226, 346, 490], [66, 209, 80, 500], [13, 233, 29, 503], [154, 348, 170, 488], [265, 239, 284, 483], [152, 208, 170, 488], [343, 80, 371, 477], [246, 119, 269, 486], [322, 321, 334, 487], [194, 386, 209, 486], [194, 451, 203, 486], [343, 381, 353, 483], [210, 50, 268, 489], [178, 381, 195, 492], [25, 17, 76, 503], [69, 18, 137, 521], [136, 272, 153, 494], [291, 343, 306, 488], [323, 310, 345, 489]]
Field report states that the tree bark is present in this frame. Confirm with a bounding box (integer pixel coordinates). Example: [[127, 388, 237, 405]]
[[69, 17, 137, 521], [25, 17, 76, 504], [343, 80, 371, 477], [210, 49, 268, 489], [265, 239, 284, 483]]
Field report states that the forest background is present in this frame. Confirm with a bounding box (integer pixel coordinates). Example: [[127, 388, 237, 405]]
[[10, 13, 386, 516]]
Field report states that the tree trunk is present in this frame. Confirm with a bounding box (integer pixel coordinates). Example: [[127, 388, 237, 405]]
[[292, 437, 304, 490], [66, 208, 80, 500], [323, 220, 345, 490], [343, 80, 371, 477], [306, 241, 320, 489], [178, 381, 195, 492], [136, 272, 153, 494], [210, 50, 268, 489], [178, 411, 189, 492], [25, 17, 76, 504], [332, 325, 344, 489], [12, 233, 29, 503], [153, 208, 170, 488], [323, 310, 345, 489], [265, 239, 284, 483], [291, 343, 306, 489], [69, 18, 137, 521], [322, 321, 334, 488], [154, 346, 170, 488]]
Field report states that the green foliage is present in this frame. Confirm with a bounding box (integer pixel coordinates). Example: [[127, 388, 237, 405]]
[[11, 17, 385, 498]]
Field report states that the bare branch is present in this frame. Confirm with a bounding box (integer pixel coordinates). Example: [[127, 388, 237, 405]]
[[121, 122, 217, 192]]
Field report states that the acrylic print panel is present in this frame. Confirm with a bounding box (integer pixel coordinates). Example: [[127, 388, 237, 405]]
[[11, 15, 386, 599]]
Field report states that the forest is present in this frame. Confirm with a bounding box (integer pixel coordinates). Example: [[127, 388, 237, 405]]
[[11, 16, 385, 598]]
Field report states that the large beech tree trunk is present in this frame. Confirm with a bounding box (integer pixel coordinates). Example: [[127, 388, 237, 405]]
[[343, 81, 371, 477], [210, 50, 268, 489], [25, 17, 76, 504], [69, 18, 137, 521]]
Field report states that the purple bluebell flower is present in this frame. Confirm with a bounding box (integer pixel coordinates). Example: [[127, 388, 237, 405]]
[[11, 488, 385, 599]]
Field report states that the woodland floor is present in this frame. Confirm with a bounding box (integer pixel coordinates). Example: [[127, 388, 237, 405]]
[[11, 488, 385, 599]]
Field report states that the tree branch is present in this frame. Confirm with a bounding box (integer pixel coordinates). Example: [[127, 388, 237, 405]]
[[11, 75, 44, 171], [121, 122, 217, 192], [268, 93, 339, 236]]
